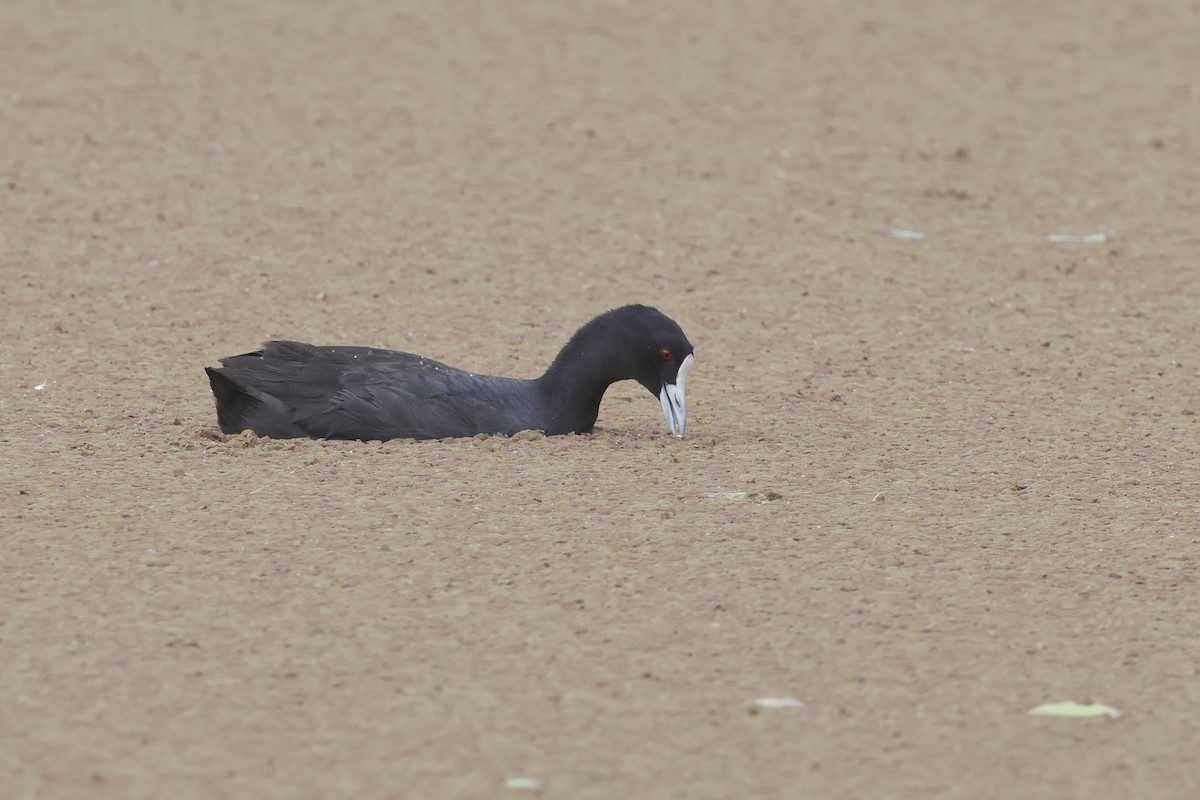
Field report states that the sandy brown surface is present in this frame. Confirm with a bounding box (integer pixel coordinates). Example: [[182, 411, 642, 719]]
[[4, 1, 1200, 798]]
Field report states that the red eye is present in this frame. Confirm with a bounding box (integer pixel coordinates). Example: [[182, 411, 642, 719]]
[[661, 348, 673, 361]]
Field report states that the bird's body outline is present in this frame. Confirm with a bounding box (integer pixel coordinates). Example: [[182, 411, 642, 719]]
[[205, 305, 694, 441]]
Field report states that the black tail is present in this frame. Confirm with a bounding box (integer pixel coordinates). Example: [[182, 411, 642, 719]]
[[205, 367, 259, 434]]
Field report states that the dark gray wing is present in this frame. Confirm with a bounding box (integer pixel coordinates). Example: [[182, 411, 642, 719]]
[[219, 341, 542, 440]]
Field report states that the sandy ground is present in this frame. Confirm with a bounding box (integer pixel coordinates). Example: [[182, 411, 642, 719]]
[[4, 1, 1200, 798]]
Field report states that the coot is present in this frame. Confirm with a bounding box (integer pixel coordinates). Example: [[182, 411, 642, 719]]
[[205, 304, 694, 441]]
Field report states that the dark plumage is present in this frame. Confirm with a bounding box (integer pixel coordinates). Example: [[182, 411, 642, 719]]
[[205, 304, 695, 441]]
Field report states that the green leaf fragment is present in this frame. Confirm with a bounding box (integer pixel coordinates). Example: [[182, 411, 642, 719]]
[[504, 777, 541, 790], [1028, 701, 1122, 719], [709, 491, 784, 503]]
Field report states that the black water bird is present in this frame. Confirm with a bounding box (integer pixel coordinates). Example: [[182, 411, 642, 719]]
[[205, 304, 694, 441]]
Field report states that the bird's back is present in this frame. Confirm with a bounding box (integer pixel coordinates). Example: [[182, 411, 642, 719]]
[[211, 341, 542, 440]]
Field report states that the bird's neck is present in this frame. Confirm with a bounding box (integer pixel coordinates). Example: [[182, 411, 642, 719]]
[[536, 338, 624, 434]]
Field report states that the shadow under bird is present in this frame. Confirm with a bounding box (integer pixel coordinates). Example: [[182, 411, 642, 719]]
[[205, 304, 695, 441]]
